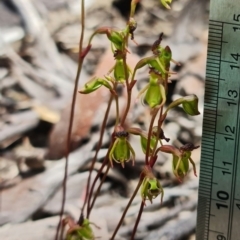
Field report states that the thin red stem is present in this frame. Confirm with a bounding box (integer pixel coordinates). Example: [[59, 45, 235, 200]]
[[130, 201, 144, 240], [88, 163, 111, 216], [110, 176, 143, 240], [55, 1, 86, 239], [120, 53, 132, 126], [82, 95, 113, 214], [86, 141, 113, 218], [145, 109, 159, 165]]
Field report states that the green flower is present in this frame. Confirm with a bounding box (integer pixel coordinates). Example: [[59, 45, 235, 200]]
[[109, 130, 135, 167], [141, 166, 164, 203], [159, 143, 199, 181]]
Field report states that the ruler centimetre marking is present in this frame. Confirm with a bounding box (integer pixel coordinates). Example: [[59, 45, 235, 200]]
[[196, 0, 240, 239]]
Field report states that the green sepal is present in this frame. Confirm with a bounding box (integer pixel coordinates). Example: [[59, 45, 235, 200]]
[[134, 56, 158, 72], [147, 58, 166, 75], [144, 84, 162, 108], [172, 154, 189, 181], [130, 1, 138, 17], [113, 138, 130, 162], [107, 30, 125, 50], [114, 59, 129, 83], [144, 83, 166, 108], [159, 46, 172, 73]]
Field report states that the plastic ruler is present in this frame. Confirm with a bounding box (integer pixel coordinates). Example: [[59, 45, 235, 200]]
[[196, 0, 240, 239]]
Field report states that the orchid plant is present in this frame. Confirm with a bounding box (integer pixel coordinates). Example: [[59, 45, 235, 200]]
[[57, 0, 200, 239]]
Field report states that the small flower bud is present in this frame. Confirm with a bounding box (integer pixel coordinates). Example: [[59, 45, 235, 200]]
[[89, 27, 125, 50], [166, 94, 200, 116], [79, 77, 112, 94], [160, 0, 173, 9], [181, 95, 200, 115]]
